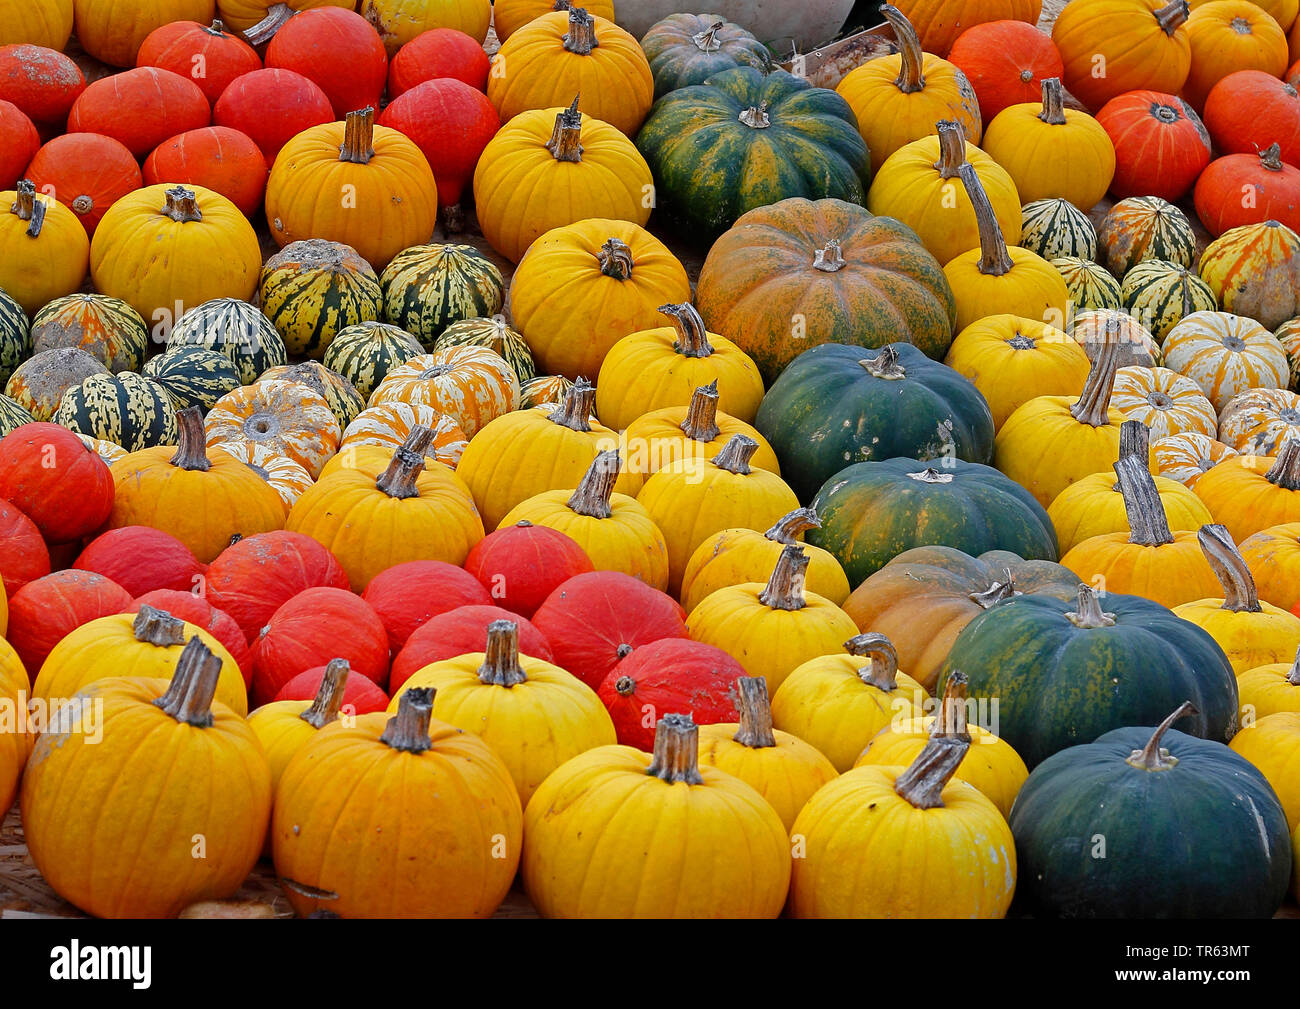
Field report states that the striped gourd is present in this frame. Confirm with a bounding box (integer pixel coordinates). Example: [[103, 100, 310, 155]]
[[205, 379, 340, 479], [341, 402, 469, 469], [142, 346, 242, 412], [1152, 431, 1237, 488], [1162, 311, 1290, 412], [1112, 365, 1217, 441], [166, 298, 287, 384], [0, 288, 29, 386], [434, 316, 536, 385], [260, 239, 383, 358], [322, 321, 424, 399], [216, 440, 313, 511], [73, 432, 127, 466], [1275, 318, 1300, 390], [1097, 196, 1197, 279], [1052, 257, 1122, 314], [1198, 220, 1300, 329], [260, 361, 365, 430], [0, 393, 32, 436], [1218, 388, 1300, 455], [1020, 199, 1097, 262], [380, 244, 506, 348], [4, 348, 109, 421], [369, 346, 520, 437], [1120, 260, 1217, 343], [30, 293, 149, 374], [519, 374, 574, 409], [53, 372, 178, 451]]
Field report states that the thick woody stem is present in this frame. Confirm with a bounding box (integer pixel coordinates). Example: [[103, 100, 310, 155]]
[[757, 543, 809, 611], [968, 569, 1018, 608], [958, 163, 1014, 277], [597, 237, 634, 279], [1119, 419, 1150, 468], [860, 344, 906, 379], [1067, 584, 1118, 628], [566, 449, 620, 518], [1126, 701, 1197, 771], [844, 632, 900, 691], [244, 2, 294, 45], [1037, 77, 1067, 126], [661, 303, 714, 358], [1198, 524, 1261, 613], [162, 186, 203, 223], [880, 4, 925, 94], [1266, 438, 1300, 489], [646, 713, 704, 783], [206, 18, 227, 35], [765, 507, 820, 544], [546, 97, 585, 163], [300, 659, 349, 729], [1070, 329, 1121, 427], [169, 406, 211, 472], [1154, 0, 1190, 36], [338, 108, 376, 165], [134, 605, 187, 646], [732, 677, 777, 748], [813, 240, 846, 272], [711, 433, 757, 474], [1116, 454, 1175, 546], [934, 121, 966, 179], [153, 637, 223, 727], [547, 376, 596, 431], [894, 705, 971, 808], [478, 621, 529, 687], [693, 20, 725, 52], [380, 686, 435, 753], [11, 180, 45, 237], [680, 382, 721, 442], [563, 6, 599, 54], [931, 671, 971, 741], [375, 425, 434, 499]]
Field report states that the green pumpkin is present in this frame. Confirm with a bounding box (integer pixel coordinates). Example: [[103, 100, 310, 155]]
[[807, 455, 1057, 586], [1051, 257, 1122, 313], [937, 586, 1238, 768], [0, 392, 33, 436], [322, 321, 424, 399], [0, 287, 29, 387], [1020, 199, 1097, 262], [166, 299, 287, 384], [1010, 709, 1290, 918], [260, 361, 365, 430], [1097, 196, 1197, 279], [519, 374, 573, 409], [53, 371, 177, 451], [30, 294, 149, 374], [380, 244, 506, 349], [640, 13, 770, 99], [636, 67, 871, 240], [4, 347, 109, 422], [1120, 259, 1218, 342], [260, 239, 383, 359], [142, 346, 242, 412], [755, 342, 994, 502], [433, 316, 535, 386]]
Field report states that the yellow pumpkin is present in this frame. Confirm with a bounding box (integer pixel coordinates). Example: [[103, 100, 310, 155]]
[[0, 636, 28, 814], [1218, 387, 1300, 454], [1240, 521, 1300, 610], [1194, 438, 1300, 539], [1229, 710, 1300, 831], [0, 181, 89, 316], [1152, 430, 1237, 487], [75, 0, 215, 67], [1237, 649, 1300, 723], [1183, 0, 1289, 111], [1112, 364, 1217, 439], [1162, 309, 1289, 412], [0, 0, 73, 49], [368, 346, 520, 438], [360, 0, 491, 52], [492, 0, 615, 40], [246, 658, 350, 797]]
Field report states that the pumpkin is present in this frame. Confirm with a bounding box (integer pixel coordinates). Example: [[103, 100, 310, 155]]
[[694, 197, 958, 386], [1194, 438, 1300, 537], [218, 0, 355, 39], [142, 346, 242, 413], [520, 374, 573, 408], [165, 298, 287, 385], [433, 317, 534, 386], [1097, 195, 1197, 277], [387, 26, 490, 97], [756, 342, 994, 503], [522, 712, 789, 918], [360, 0, 490, 52], [788, 671, 1016, 919], [30, 294, 148, 375], [474, 99, 652, 263], [1195, 146, 1300, 239], [1053, 0, 1193, 112], [212, 67, 334, 169], [369, 346, 519, 438], [492, 0, 614, 40], [1204, 70, 1300, 167], [361, 559, 494, 655], [286, 426, 485, 590], [1235, 0, 1299, 27], [464, 521, 592, 618], [1230, 709, 1300, 830], [389, 603, 552, 695], [1095, 89, 1212, 201], [0, 394, 32, 436], [1183, 0, 1288, 111], [127, 589, 251, 683], [637, 66, 871, 241], [939, 583, 1238, 766], [1053, 256, 1124, 312], [1199, 219, 1300, 328], [67, 66, 209, 159], [1017, 197, 1098, 261], [893, 0, 1043, 56], [205, 379, 338, 478], [259, 241, 382, 360], [1241, 521, 1300, 609], [947, 18, 1064, 123], [1120, 259, 1218, 340], [1162, 309, 1289, 411], [0, 634, 24, 807], [218, 439, 312, 511], [0, 1, 73, 50], [1220, 386, 1300, 453], [1069, 310, 1162, 369], [943, 314, 1089, 430], [340, 402, 468, 469], [0, 98, 34, 193], [0, 181, 88, 316], [1010, 702, 1290, 917], [1236, 645, 1300, 718], [22, 638, 268, 918], [1112, 364, 1217, 438], [136, 17, 261, 107], [836, 4, 983, 175], [641, 12, 766, 99], [54, 372, 177, 452], [143, 126, 267, 220], [6, 570, 132, 674], [324, 321, 422, 398], [259, 360, 363, 430], [271, 687, 521, 918], [0, 499, 47, 596], [509, 219, 690, 381], [0, 420, 113, 542], [0, 287, 24, 386], [264, 6, 387, 118], [74, 0, 217, 67], [866, 121, 1021, 268], [73, 526, 204, 598], [247, 657, 350, 801], [4, 348, 107, 422], [24, 133, 140, 239], [380, 243, 505, 348], [499, 450, 671, 592]]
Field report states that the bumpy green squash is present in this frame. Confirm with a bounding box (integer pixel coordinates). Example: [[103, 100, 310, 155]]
[[640, 13, 769, 99], [142, 347, 242, 412], [53, 371, 177, 451], [380, 244, 505, 349], [322, 321, 424, 400], [259, 239, 383, 359], [165, 298, 287, 385]]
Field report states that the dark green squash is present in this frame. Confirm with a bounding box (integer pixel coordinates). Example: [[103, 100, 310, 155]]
[[322, 320, 424, 399], [30, 294, 149, 374], [640, 13, 770, 99], [0, 287, 29, 387], [756, 342, 994, 502], [53, 371, 177, 451], [1051, 257, 1122, 313], [260, 361, 365, 430], [142, 346, 241, 413], [1009, 703, 1290, 918], [259, 239, 383, 359], [635, 66, 871, 241], [433, 316, 536, 385], [166, 298, 287, 384], [380, 244, 506, 349], [807, 455, 1058, 586], [937, 585, 1238, 768], [1120, 259, 1218, 342], [1019, 199, 1097, 262], [0, 392, 32, 436]]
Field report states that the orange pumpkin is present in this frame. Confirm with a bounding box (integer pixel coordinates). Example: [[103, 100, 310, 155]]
[[204, 379, 341, 479], [1183, 0, 1289, 111], [368, 346, 520, 438], [1195, 437, 1300, 539]]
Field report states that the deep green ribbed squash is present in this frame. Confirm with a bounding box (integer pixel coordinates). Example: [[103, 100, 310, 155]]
[[0, 288, 29, 386], [1020, 199, 1097, 262], [259, 361, 365, 430], [1010, 706, 1290, 918], [0, 392, 32, 435], [756, 343, 994, 502], [322, 321, 424, 400], [937, 586, 1238, 768], [380, 244, 505, 349], [259, 239, 383, 359], [640, 13, 769, 99], [165, 298, 287, 384], [142, 347, 241, 412], [1051, 257, 1122, 313], [807, 455, 1057, 586], [53, 371, 177, 451], [636, 67, 871, 241], [1120, 260, 1217, 342], [30, 294, 149, 375], [433, 316, 535, 385]]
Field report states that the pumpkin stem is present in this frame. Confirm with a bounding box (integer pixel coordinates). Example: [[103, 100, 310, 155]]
[[134, 605, 187, 646], [680, 381, 721, 442], [153, 637, 223, 728], [300, 658, 350, 729], [1288, 643, 1300, 686], [859, 344, 906, 380], [732, 677, 777, 748], [206, 18, 227, 35], [1198, 523, 1261, 613], [597, 237, 634, 279], [546, 97, 585, 162], [478, 620, 529, 687], [1126, 700, 1197, 771], [661, 303, 714, 358], [844, 632, 901, 691], [380, 686, 436, 753], [934, 120, 966, 179], [615, 675, 636, 696], [646, 713, 704, 784], [338, 108, 376, 165], [758, 543, 809, 611], [161, 185, 203, 223], [711, 433, 757, 474], [1120, 418, 1150, 466], [566, 449, 620, 518], [931, 671, 971, 742], [1069, 323, 1122, 427], [1153, 0, 1190, 36], [244, 2, 294, 45], [1265, 438, 1300, 490], [765, 507, 819, 544], [738, 102, 770, 129], [969, 569, 1018, 608], [374, 425, 433, 499], [880, 4, 925, 94], [812, 240, 846, 272], [958, 163, 1014, 278], [10, 180, 45, 238], [168, 406, 212, 472], [563, 6, 599, 54], [1037, 77, 1067, 126], [692, 20, 726, 52], [906, 466, 954, 484], [894, 706, 971, 809], [1115, 453, 1175, 547], [1067, 584, 1117, 628], [547, 376, 596, 431], [1260, 143, 1284, 172]]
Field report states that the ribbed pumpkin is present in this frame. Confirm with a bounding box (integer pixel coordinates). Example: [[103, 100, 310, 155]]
[[24, 133, 141, 238], [247, 657, 350, 806], [1183, 0, 1289, 111], [75, 0, 217, 67], [1112, 364, 1218, 438], [360, 0, 490, 52], [143, 126, 267, 220], [73, 526, 203, 598], [0, 181, 89, 316], [259, 240, 383, 360], [946, 17, 1064, 122], [0, 633, 24, 808], [1220, 387, 1300, 453], [1018, 197, 1098, 261], [0, 499, 48, 597], [1162, 310, 1289, 411], [0, 98, 35, 192], [1237, 648, 1300, 720], [1195, 146, 1300, 238], [360, 559, 494, 655], [520, 374, 573, 408], [380, 243, 505, 348], [4, 348, 106, 422], [1229, 709, 1300, 831], [258, 360, 363, 430], [369, 346, 519, 438], [835, 5, 983, 175], [142, 346, 241, 413], [433, 317, 534, 386], [205, 379, 340, 478], [6, 570, 131, 674], [136, 17, 261, 106], [66, 64, 209, 158], [165, 297, 286, 384], [386, 25, 490, 97], [1096, 89, 1212, 201], [640, 12, 767, 99], [1097, 195, 1198, 277], [1193, 438, 1300, 538], [462, 522, 592, 618], [1053, 256, 1124, 312], [0, 394, 33, 436], [340, 402, 468, 469], [1240, 521, 1300, 609], [127, 590, 250, 683], [0, 0, 73, 50], [30, 294, 148, 374], [212, 67, 334, 168], [218, 439, 312, 511], [323, 322, 422, 400], [1120, 259, 1218, 340], [54, 372, 177, 452], [0, 288, 24, 386], [492, 0, 614, 40], [389, 603, 550, 696], [894, 0, 1043, 56], [264, 6, 387, 118], [1199, 219, 1300, 328], [1204, 70, 1300, 167]]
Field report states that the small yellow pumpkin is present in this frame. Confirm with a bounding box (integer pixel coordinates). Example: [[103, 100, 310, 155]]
[[1240, 520, 1300, 610], [1229, 710, 1300, 831], [246, 658, 351, 796], [1194, 437, 1300, 539], [1237, 647, 1300, 723], [0, 181, 89, 315]]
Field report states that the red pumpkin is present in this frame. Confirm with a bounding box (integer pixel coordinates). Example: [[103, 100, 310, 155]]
[[128, 589, 252, 686], [0, 99, 37, 190], [66, 67, 210, 159], [530, 571, 689, 690], [388, 27, 490, 98], [204, 530, 350, 644], [73, 527, 205, 598], [6, 570, 133, 673], [947, 19, 1065, 124], [388, 603, 555, 695], [596, 637, 747, 751], [359, 559, 494, 655], [213, 68, 335, 170], [0, 422, 114, 543], [1204, 71, 1300, 170], [0, 44, 86, 125], [143, 126, 267, 217], [462, 521, 593, 619], [250, 586, 389, 706], [273, 662, 390, 714], [265, 7, 387, 120], [1195, 145, 1300, 237], [136, 18, 262, 107], [24, 133, 142, 238], [1096, 89, 1213, 201], [0, 501, 50, 598]]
